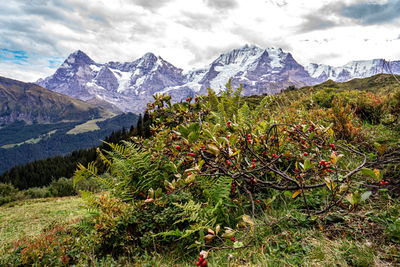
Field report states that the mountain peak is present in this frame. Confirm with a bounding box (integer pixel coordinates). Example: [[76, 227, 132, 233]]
[[135, 52, 159, 69], [241, 44, 262, 50], [64, 50, 95, 66], [142, 52, 157, 60]]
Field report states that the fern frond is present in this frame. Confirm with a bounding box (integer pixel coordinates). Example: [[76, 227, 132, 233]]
[[238, 102, 252, 128], [204, 176, 232, 205]]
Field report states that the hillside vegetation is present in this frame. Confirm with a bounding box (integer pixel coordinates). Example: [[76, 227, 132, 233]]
[[1, 76, 399, 266], [0, 76, 106, 126]]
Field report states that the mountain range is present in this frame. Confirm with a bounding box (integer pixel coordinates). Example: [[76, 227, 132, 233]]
[[36, 45, 400, 113]]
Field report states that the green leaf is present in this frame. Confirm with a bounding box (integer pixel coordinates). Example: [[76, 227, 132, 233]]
[[361, 168, 377, 179], [360, 191, 372, 202], [233, 241, 244, 248], [155, 188, 162, 198], [304, 158, 312, 170]]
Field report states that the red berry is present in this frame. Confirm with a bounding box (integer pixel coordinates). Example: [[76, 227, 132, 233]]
[[252, 162, 256, 167], [227, 160, 231, 165], [227, 135, 230, 139], [253, 159, 256, 162], [248, 134, 251, 137], [201, 260, 207, 267], [257, 200, 260, 203], [196, 261, 201, 266], [384, 181, 389, 185], [186, 97, 191, 101], [231, 237, 235, 242], [304, 152, 308, 156], [176, 145, 180, 150]]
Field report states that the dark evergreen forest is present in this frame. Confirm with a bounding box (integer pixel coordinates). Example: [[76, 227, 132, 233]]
[[0, 112, 153, 189]]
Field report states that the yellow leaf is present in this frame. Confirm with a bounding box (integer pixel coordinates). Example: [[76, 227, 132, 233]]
[[292, 189, 302, 199], [185, 173, 196, 183], [373, 169, 380, 177], [378, 145, 386, 155], [242, 215, 255, 226], [207, 144, 220, 155], [324, 178, 337, 191], [330, 153, 337, 165], [204, 234, 215, 242]]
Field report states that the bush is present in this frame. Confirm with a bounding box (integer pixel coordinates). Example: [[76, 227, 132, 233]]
[[23, 187, 52, 199], [74, 175, 101, 193], [1, 223, 80, 266], [0, 183, 20, 205], [49, 177, 76, 197]]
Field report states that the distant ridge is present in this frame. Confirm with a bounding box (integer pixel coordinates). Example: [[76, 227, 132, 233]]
[[0, 75, 106, 126]]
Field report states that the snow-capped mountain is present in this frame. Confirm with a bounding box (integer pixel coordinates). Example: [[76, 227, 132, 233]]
[[191, 44, 312, 96], [37, 45, 400, 114], [37, 45, 312, 113], [306, 59, 400, 83], [37, 51, 188, 113]]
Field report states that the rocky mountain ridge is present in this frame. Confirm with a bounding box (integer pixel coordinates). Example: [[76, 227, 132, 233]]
[[36, 45, 400, 113]]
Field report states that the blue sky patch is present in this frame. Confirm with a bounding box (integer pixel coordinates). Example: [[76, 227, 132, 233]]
[[48, 57, 65, 69], [341, 0, 400, 25], [0, 48, 29, 65]]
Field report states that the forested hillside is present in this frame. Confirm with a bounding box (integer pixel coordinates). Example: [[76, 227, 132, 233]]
[[0, 112, 151, 189]]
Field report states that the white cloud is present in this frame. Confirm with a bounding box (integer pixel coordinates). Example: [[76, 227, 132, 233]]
[[0, 0, 399, 82]]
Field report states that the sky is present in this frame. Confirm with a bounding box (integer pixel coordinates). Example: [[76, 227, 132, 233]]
[[1, 0, 400, 82]]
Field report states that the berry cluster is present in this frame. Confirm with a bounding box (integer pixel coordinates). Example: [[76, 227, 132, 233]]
[[380, 180, 389, 186], [196, 253, 207, 266]]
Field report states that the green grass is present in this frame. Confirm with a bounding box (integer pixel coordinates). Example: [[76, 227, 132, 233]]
[[3, 194, 395, 266], [0, 196, 87, 250], [67, 114, 114, 135]]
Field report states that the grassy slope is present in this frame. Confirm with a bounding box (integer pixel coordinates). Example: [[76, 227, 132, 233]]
[[1, 194, 397, 266], [0, 197, 86, 250]]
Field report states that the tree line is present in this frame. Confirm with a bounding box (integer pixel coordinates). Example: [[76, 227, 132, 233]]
[[0, 112, 151, 190]]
